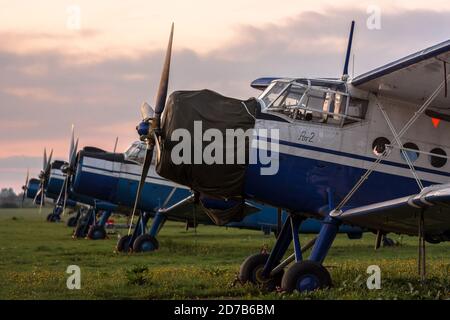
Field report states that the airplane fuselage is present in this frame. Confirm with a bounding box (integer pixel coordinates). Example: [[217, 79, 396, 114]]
[[245, 83, 450, 216]]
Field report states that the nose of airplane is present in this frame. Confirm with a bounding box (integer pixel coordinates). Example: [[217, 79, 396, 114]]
[[71, 148, 120, 202], [45, 161, 67, 197], [136, 121, 150, 139], [26, 179, 40, 199]]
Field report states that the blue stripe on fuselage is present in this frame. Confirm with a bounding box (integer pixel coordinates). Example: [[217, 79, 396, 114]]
[[275, 138, 450, 178], [245, 147, 436, 214]]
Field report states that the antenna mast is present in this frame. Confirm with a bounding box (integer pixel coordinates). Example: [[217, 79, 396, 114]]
[[342, 20, 355, 79]]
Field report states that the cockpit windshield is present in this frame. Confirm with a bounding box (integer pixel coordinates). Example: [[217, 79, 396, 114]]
[[258, 79, 367, 126], [124, 141, 147, 165]]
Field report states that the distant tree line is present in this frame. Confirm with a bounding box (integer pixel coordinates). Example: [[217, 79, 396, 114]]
[[0, 188, 34, 208]]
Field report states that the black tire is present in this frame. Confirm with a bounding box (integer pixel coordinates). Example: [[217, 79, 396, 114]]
[[47, 213, 60, 222], [347, 232, 363, 240], [239, 253, 283, 292], [87, 225, 107, 240], [425, 235, 441, 244], [116, 235, 133, 253], [73, 223, 89, 238], [281, 261, 332, 293], [66, 216, 78, 227], [382, 236, 395, 247], [132, 234, 159, 253]]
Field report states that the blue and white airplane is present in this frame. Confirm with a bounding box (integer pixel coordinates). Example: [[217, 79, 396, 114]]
[[67, 139, 363, 252], [23, 138, 363, 246], [131, 22, 450, 293], [26, 145, 119, 238]]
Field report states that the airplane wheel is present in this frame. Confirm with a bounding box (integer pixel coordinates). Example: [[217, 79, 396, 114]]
[[87, 225, 106, 240], [133, 234, 159, 253], [281, 261, 332, 293], [425, 235, 441, 244], [73, 223, 88, 238], [116, 235, 133, 253], [239, 253, 283, 292], [47, 213, 59, 222], [66, 216, 78, 227], [382, 236, 396, 247]]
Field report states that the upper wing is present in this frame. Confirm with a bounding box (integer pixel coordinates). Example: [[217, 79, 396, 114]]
[[250, 77, 281, 90], [331, 184, 450, 239], [351, 40, 450, 108]]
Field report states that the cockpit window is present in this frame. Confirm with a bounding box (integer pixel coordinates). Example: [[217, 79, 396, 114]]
[[261, 81, 288, 108], [259, 80, 366, 126], [124, 141, 148, 165]]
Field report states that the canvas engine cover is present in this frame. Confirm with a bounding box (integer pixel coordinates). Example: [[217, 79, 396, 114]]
[[156, 89, 259, 224]]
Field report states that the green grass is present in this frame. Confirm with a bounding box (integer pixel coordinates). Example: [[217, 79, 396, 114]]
[[0, 208, 449, 300]]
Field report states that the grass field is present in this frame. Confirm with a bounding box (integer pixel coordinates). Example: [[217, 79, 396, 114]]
[[0, 208, 449, 300]]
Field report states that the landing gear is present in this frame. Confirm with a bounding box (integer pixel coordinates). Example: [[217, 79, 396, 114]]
[[116, 211, 151, 252], [239, 253, 283, 291], [87, 225, 107, 240], [239, 213, 339, 293], [116, 211, 165, 253], [382, 235, 396, 247], [72, 208, 95, 238], [67, 209, 82, 227], [47, 206, 62, 222], [47, 213, 59, 222], [66, 216, 78, 227], [73, 209, 111, 239], [281, 261, 331, 293], [133, 234, 159, 252], [425, 235, 441, 244], [116, 235, 133, 252]]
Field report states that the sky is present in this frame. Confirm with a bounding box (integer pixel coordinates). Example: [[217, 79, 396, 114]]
[[1, 0, 450, 192]]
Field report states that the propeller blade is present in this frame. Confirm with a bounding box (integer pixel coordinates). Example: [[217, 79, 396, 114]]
[[153, 23, 174, 127], [140, 102, 155, 121], [33, 184, 41, 204], [46, 149, 53, 172], [113, 136, 119, 153], [127, 145, 154, 235], [56, 176, 66, 205], [127, 24, 173, 234], [153, 132, 161, 164], [39, 184, 44, 214], [22, 169, 29, 207], [69, 138, 78, 169], [69, 124, 75, 162], [43, 148, 47, 170], [62, 174, 69, 215]]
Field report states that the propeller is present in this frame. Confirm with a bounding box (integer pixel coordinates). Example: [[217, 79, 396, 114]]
[[127, 23, 174, 236], [21, 168, 29, 207], [34, 148, 53, 213], [113, 136, 119, 153], [57, 125, 79, 215]]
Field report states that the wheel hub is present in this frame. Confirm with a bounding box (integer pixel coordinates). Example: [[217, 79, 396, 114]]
[[254, 266, 271, 284], [297, 274, 320, 292], [141, 240, 156, 252]]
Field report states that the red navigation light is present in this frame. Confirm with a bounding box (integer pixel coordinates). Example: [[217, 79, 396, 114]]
[[432, 118, 441, 128]]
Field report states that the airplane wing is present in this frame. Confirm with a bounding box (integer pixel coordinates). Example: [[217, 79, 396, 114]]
[[351, 40, 450, 109], [250, 77, 281, 90], [331, 184, 450, 240], [158, 194, 261, 225]]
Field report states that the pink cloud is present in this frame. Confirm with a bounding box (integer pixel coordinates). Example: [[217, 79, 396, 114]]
[[2, 86, 71, 104]]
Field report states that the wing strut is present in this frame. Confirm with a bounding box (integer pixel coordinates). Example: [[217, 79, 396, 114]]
[[329, 76, 450, 280], [332, 73, 450, 215], [375, 97, 423, 190]]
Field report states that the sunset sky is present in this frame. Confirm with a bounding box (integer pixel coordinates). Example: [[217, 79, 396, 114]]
[[1, 0, 450, 192]]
